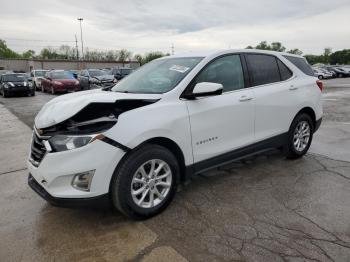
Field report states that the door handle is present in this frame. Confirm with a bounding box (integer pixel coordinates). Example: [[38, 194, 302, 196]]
[[239, 96, 253, 102], [289, 86, 298, 91]]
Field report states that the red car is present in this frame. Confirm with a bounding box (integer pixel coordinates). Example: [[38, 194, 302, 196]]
[[41, 70, 81, 94]]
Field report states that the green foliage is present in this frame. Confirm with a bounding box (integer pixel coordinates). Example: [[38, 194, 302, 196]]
[[134, 51, 168, 65], [287, 49, 303, 55], [0, 40, 20, 58], [329, 49, 350, 64]]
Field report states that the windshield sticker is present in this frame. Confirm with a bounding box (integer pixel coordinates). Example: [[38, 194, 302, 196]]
[[169, 65, 190, 73]]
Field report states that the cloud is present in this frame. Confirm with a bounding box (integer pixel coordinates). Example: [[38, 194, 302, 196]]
[[0, 0, 349, 55]]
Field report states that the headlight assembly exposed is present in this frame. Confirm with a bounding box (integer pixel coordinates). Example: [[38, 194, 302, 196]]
[[49, 135, 98, 152]]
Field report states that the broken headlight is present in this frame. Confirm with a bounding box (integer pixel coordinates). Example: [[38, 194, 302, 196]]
[[49, 135, 97, 152]]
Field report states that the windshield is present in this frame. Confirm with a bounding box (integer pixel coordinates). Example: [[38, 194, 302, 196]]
[[88, 70, 107, 77], [112, 57, 203, 94], [35, 71, 47, 77], [2, 74, 28, 82], [51, 71, 75, 79]]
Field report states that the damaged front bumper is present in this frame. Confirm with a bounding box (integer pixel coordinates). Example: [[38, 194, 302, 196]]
[[27, 138, 126, 201]]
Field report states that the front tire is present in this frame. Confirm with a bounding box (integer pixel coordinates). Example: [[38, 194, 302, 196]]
[[285, 113, 314, 159], [111, 144, 179, 219], [318, 75, 323, 80]]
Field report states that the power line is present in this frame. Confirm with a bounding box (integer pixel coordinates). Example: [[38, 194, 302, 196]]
[[3, 37, 76, 43]]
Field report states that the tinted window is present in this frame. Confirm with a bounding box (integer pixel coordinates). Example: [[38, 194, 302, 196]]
[[195, 55, 244, 92], [246, 54, 280, 86], [283, 55, 314, 76], [277, 59, 293, 80]]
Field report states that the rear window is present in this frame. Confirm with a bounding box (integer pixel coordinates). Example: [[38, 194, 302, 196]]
[[246, 54, 280, 86], [283, 55, 314, 76]]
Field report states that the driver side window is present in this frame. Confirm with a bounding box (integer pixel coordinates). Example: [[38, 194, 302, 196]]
[[195, 54, 245, 92]]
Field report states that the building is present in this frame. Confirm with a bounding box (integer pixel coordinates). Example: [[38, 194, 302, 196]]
[[0, 58, 140, 72]]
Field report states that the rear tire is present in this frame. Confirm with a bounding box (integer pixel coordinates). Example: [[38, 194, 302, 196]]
[[285, 113, 314, 159], [110, 144, 179, 220]]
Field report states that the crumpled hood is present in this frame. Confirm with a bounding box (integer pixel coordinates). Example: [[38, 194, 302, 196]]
[[35, 89, 162, 129]]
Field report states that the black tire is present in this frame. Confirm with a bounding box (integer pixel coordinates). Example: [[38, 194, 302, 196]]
[[2, 90, 8, 98], [285, 113, 314, 159], [111, 144, 179, 219], [41, 85, 45, 92], [33, 82, 37, 91], [338, 73, 343, 78], [31, 90, 35, 96], [318, 75, 323, 80]]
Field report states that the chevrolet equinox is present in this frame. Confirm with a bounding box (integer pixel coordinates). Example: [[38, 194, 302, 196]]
[[28, 49, 323, 219]]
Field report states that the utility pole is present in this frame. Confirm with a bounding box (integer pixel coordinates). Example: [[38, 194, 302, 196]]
[[77, 18, 84, 60], [75, 34, 79, 60], [171, 43, 174, 55]]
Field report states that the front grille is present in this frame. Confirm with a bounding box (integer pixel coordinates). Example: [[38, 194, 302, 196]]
[[30, 133, 47, 165]]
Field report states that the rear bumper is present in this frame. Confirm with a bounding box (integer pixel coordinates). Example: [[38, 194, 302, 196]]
[[28, 173, 110, 207]]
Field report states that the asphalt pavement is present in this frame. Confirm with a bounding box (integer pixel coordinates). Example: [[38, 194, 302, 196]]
[[0, 79, 350, 261]]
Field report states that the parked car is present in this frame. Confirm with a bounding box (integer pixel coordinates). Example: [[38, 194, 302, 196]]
[[78, 69, 116, 90], [0, 70, 13, 76], [41, 70, 80, 94], [319, 68, 336, 78], [324, 66, 349, 78], [68, 70, 80, 79], [313, 68, 332, 79], [0, 73, 35, 97], [30, 70, 49, 90], [109, 67, 134, 80], [28, 50, 322, 219]]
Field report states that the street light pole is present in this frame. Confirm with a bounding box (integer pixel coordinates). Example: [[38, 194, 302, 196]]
[[77, 18, 84, 60]]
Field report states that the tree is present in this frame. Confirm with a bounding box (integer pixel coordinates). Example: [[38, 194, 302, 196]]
[[117, 49, 132, 62], [142, 52, 165, 65], [287, 48, 303, 55], [329, 49, 350, 64], [255, 41, 271, 50], [270, 42, 286, 52], [0, 39, 20, 58], [134, 54, 143, 64], [22, 50, 35, 59], [245, 45, 254, 49]]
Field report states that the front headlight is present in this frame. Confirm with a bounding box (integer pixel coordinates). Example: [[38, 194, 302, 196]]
[[49, 135, 98, 152]]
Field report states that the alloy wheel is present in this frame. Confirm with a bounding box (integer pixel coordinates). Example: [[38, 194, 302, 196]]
[[293, 121, 311, 152], [131, 159, 172, 208]]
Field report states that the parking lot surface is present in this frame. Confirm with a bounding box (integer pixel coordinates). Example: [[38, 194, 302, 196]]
[[0, 79, 350, 261]]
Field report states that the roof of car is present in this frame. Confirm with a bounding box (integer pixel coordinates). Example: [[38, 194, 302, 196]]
[[170, 49, 304, 59]]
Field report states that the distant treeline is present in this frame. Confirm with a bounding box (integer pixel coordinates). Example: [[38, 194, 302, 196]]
[[1, 39, 349, 65]]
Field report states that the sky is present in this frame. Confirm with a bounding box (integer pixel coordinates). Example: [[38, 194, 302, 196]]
[[0, 0, 349, 56]]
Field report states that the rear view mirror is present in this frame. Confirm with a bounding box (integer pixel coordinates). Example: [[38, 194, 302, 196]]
[[190, 82, 223, 98]]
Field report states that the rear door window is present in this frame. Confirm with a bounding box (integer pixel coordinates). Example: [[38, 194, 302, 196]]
[[246, 54, 281, 86], [283, 55, 314, 76]]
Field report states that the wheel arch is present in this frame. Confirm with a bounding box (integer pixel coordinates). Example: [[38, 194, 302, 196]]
[[295, 107, 316, 129], [109, 136, 188, 195], [138, 137, 187, 184]]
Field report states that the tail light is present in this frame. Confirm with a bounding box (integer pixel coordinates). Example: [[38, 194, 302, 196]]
[[316, 80, 323, 92]]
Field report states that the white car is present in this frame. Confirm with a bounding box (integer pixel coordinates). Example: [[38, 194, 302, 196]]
[[313, 68, 332, 80], [28, 50, 323, 219], [30, 69, 49, 90]]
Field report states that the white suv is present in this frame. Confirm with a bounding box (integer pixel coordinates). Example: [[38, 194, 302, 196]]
[[28, 50, 323, 219]]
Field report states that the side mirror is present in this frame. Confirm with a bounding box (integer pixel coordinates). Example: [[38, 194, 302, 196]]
[[27, 77, 33, 82], [188, 82, 223, 99]]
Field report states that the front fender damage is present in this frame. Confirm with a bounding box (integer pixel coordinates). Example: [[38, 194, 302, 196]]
[[38, 99, 159, 136]]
